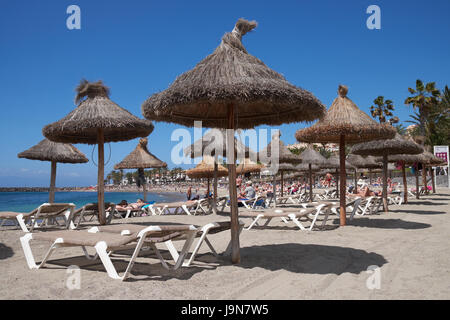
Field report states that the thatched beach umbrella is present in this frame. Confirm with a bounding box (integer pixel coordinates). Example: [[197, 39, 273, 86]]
[[379, 153, 426, 200], [236, 158, 264, 175], [298, 146, 326, 201], [351, 133, 422, 211], [184, 128, 256, 214], [186, 156, 228, 199], [114, 137, 167, 201], [43, 80, 154, 224], [385, 151, 441, 197], [296, 85, 396, 225], [426, 152, 446, 193], [142, 18, 325, 263], [17, 138, 88, 203]]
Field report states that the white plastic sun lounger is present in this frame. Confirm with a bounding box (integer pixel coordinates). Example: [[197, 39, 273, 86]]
[[20, 224, 198, 281], [0, 203, 76, 232], [71, 202, 116, 228], [239, 195, 267, 209], [95, 220, 246, 267], [238, 203, 328, 231], [146, 199, 209, 216]]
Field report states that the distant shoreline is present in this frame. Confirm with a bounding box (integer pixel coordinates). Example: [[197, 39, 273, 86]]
[[0, 184, 218, 195]]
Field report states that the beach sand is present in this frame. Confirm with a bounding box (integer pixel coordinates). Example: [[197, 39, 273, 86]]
[[0, 188, 449, 299]]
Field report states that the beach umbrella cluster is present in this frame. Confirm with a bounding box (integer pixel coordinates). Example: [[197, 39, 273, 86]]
[[258, 132, 303, 200], [186, 156, 229, 202], [297, 146, 326, 201], [351, 133, 423, 211], [142, 18, 326, 263], [17, 138, 88, 203], [15, 16, 445, 273], [184, 128, 255, 214]]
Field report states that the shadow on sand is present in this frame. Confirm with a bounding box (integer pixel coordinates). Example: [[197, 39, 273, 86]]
[[405, 201, 447, 206], [389, 209, 447, 215], [41, 249, 220, 282], [332, 218, 431, 229], [0, 243, 14, 260], [237, 243, 387, 275]]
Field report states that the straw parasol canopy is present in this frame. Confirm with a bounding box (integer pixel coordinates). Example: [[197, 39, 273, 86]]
[[17, 138, 88, 203], [114, 137, 167, 201], [186, 157, 229, 179], [258, 131, 303, 166], [351, 133, 423, 157], [184, 128, 256, 160], [296, 85, 396, 225], [295, 163, 321, 171], [44, 80, 153, 144], [236, 158, 264, 175], [141, 18, 326, 264], [351, 133, 423, 208], [295, 86, 396, 144], [114, 138, 166, 170], [347, 154, 381, 169], [186, 156, 228, 200], [142, 19, 326, 128], [43, 80, 154, 224], [320, 155, 354, 170]]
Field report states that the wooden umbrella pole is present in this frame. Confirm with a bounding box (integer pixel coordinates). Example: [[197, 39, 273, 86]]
[[430, 167, 436, 193], [402, 162, 408, 204], [273, 175, 277, 208], [421, 163, 428, 194], [354, 168, 358, 194], [207, 177, 210, 197], [143, 182, 147, 202], [227, 104, 240, 264], [281, 171, 284, 197], [382, 154, 388, 213], [335, 169, 339, 195], [213, 160, 218, 214], [415, 164, 420, 199], [309, 164, 313, 202], [97, 129, 106, 225], [369, 169, 372, 186], [339, 135, 346, 226], [49, 161, 57, 203]]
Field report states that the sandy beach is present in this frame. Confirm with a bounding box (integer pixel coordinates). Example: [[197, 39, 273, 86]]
[[0, 188, 449, 300]]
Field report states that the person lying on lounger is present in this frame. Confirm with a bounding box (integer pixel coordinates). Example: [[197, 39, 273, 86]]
[[350, 186, 379, 198]]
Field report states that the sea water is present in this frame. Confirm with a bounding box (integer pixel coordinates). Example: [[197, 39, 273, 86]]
[[0, 191, 186, 213]]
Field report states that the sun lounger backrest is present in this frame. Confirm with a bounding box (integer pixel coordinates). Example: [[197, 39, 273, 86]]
[[38, 203, 75, 215]]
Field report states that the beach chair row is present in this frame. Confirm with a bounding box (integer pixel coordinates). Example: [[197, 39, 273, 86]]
[[0, 198, 215, 232]]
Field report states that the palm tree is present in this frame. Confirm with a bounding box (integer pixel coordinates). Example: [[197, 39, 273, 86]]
[[371, 96, 399, 125], [405, 80, 442, 145]]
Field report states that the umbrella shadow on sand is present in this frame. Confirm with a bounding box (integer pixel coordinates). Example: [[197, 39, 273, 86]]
[[235, 243, 387, 275], [0, 243, 14, 260], [389, 209, 447, 215], [41, 249, 219, 282], [332, 218, 431, 229]]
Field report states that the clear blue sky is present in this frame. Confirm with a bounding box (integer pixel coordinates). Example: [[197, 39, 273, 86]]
[[0, 0, 449, 187]]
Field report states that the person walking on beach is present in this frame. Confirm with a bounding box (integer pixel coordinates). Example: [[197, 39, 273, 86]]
[[187, 186, 192, 200]]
